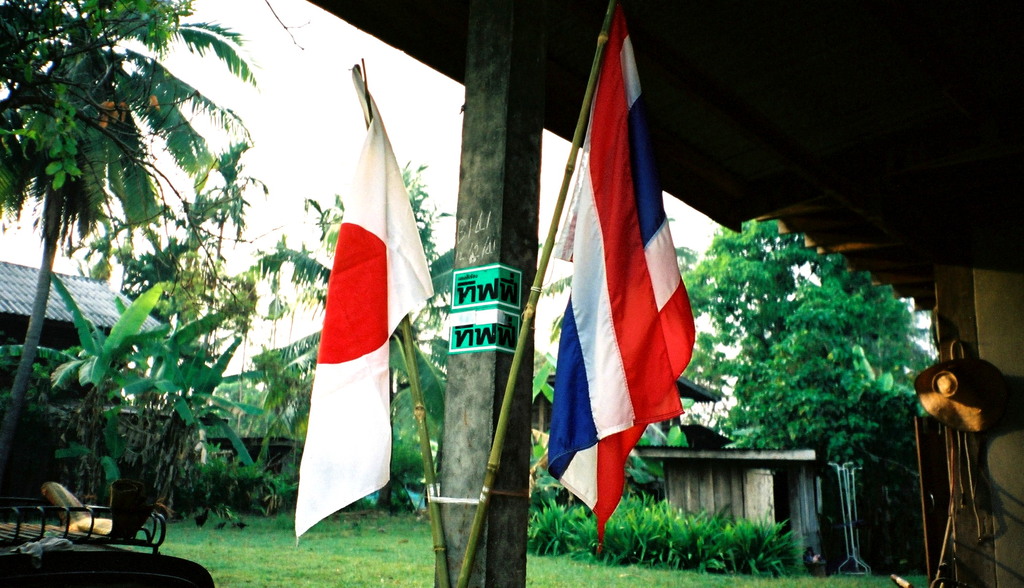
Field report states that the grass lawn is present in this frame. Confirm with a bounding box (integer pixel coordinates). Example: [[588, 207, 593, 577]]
[[159, 512, 926, 587]]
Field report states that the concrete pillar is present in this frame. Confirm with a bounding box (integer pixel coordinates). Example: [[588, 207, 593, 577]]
[[439, 0, 544, 585], [974, 269, 1024, 588], [933, 265, 1024, 587]]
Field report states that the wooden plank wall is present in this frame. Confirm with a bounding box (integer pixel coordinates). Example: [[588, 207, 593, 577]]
[[789, 464, 822, 553], [666, 463, 774, 519], [665, 461, 821, 553], [744, 468, 774, 520]]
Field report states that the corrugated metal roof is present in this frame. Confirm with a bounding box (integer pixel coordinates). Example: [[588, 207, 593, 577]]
[[0, 261, 160, 330]]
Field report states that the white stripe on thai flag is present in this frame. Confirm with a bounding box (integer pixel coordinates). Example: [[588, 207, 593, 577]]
[[549, 5, 695, 541]]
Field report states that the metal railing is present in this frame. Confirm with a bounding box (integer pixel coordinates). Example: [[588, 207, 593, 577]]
[[0, 503, 166, 554]]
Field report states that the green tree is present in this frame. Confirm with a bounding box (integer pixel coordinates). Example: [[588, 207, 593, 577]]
[[50, 279, 255, 502], [686, 220, 931, 570], [84, 141, 264, 335], [0, 0, 254, 487]]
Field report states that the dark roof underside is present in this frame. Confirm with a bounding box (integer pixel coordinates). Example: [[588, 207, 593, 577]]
[[677, 376, 720, 403], [312, 0, 1024, 309]]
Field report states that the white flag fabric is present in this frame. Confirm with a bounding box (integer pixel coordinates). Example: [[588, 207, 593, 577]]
[[295, 71, 433, 538]]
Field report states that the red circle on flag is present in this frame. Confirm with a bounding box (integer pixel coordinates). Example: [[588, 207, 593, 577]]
[[317, 223, 389, 364]]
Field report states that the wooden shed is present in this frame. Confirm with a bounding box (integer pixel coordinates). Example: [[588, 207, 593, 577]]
[[634, 446, 821, 554]]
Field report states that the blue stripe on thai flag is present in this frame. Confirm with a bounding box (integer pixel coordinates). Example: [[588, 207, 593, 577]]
[[548, 4, 695, 543]]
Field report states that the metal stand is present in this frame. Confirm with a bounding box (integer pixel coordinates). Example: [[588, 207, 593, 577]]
[[830, 462, 870, 575]]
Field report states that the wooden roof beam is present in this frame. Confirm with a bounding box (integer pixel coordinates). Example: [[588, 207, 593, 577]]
[[628, 28, 881, 225], [805, 231, 897, 251], [779, 214, 870, 235], [869, 271, 935, 287], [756, 198, 836, 222]]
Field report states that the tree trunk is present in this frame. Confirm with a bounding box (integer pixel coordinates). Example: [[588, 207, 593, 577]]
[[0, 191, 61, 491]]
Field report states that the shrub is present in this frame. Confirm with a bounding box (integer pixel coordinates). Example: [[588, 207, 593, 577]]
[[717, 517, 801, 575], [672, 509, 729, 572], [527, 500, 592, 557], [176, 452, 296, 518], [528, 495, 800, 576], [600, 496, 679, 567]]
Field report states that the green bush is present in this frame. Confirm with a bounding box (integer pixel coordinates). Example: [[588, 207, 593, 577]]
[[669, 509, 729, 572], [527, 500, 593, 557], [389, 428, 427, 510], [718, 517, 800, 575], [528, 495, 801, 576], [597, 498, 733, 572], [176, 452, 296, 518]]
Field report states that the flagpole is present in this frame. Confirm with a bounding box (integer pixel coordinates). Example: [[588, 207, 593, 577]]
[[455, 1, 619, 585], [398, 317, 452, 588], [355, 63, 451, 588]]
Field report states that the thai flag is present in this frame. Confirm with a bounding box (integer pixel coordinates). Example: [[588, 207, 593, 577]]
[[296, 70, 433, 539], [548, 5, 695, 542]]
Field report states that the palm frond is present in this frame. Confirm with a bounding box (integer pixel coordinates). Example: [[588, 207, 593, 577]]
[[543, 274, 572, 296], [175, 23, 258, 87], [430, 248, 454, 296], [261, 332, 321, 372], [389, 336, 446, 437], [58, 179, 98, 244], [254, 244, 331, 293], [0, 147, 33, 212], [83, 119, 159, 228], [124, 48, 246, 147], [70, 161, 106, 239], [147, 60, 247, 136], [105, 149, 159, 226], [0, 113, 39, 211]]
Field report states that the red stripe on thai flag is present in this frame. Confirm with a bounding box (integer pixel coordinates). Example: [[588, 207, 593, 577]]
[[548, 4, 695, 544], [589, 24, 684, 424]]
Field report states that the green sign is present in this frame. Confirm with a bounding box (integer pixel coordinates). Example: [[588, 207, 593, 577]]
[[451, 263, 522, 312], [448, 309, 520, 354]]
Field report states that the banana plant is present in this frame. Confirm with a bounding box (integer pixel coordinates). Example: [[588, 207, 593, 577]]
[[50, 277, 168, 494], [128, 312, 259, 466], [50, 277, 256, 500], [51, 279, 168, 391]]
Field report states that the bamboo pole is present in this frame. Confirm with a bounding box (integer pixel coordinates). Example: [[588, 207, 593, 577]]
[[355, 63, 451, 588], [398, 317, 451, 588], [454, 1, 619, 586]]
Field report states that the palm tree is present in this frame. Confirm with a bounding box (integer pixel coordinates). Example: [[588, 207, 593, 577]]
[[0, 1, 256, 489]]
